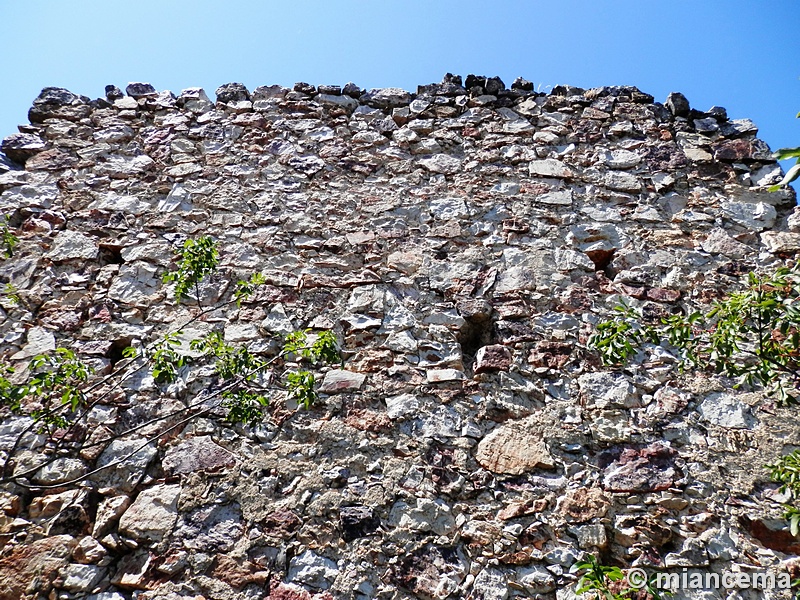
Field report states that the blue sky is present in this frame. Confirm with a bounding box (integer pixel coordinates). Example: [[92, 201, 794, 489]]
[[2, 1, 798, 171]]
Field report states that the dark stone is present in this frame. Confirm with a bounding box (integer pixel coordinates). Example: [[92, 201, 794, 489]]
[[665, 92, 690, 117], [629, 87, 655, 104], [707, 105, 728, 121], [442, 73, 463, 86], [1, 133, 46, 163], [465, 74, 486, 90], [33, 87, 78, 106], [494, 320, 537, 344], [317, 84, 341, 96], [105, 85, 124, 100], [389, 545, 464, 598], [293, 82, 316, 95], [342, 82, 363, 98], [339, 506, 380, 542], [216, 82, 251, 104], [484, 76, 505, 95], [511, 77, 534, 91], [125, 82, 157, 98], [713, 138, 773, 163]]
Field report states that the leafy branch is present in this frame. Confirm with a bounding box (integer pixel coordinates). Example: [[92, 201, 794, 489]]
[[589, 264, 800, 405]]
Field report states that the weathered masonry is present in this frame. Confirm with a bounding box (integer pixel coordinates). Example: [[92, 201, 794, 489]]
[[0, 74, 799, 599]]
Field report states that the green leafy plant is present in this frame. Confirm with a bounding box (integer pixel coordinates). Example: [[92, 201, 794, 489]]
[[1, 215, 18, 259], [769, 111, 800, 192], [3, 283, 20, 306], [767, 450, 800, 536], [162, 235, 219, 304], [572, 555, 670, 600], [589, 264, 800, 405], [0, 235, 343, 492], [150, 332, 190, 384], [572, 555, 628, 599]]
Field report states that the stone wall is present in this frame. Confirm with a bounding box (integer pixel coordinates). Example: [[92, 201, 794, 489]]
[[0, 74, 799, 600]]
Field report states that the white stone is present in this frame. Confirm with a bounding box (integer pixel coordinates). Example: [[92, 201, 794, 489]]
[[47, 230, 98, 261], [287, 550, 339, 590], [529, 158, 572, 178], [118, 483, 180, 543], [699, 393, 756, 429]]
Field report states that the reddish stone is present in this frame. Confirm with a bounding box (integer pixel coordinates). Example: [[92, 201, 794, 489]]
[[528, 341, 573, 369], [267, 583, 312, 600], [713, 139, 755, 162], [646, 287, 681, 302], [263, 510, 302, 537], [474, 344, 513, 373], [0, 535, 76, 600], [211, 555, 269, 589], [739, 516, 800, 554], [558, 488, 611, 523], [603, 443, 678, 493], [618, 284, 647, 299], [343, 408, 392, 432]]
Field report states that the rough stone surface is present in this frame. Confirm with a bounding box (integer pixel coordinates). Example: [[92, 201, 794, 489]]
[[0, 76, 797, 600]]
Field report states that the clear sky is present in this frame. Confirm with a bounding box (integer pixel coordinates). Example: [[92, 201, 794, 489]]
[[2, 1, 798, 172]]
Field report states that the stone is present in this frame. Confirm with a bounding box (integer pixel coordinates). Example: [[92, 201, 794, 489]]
[[701, 228, 752, 258], [163, 436, 237, 474], [420, 153, 462, 174], [11, 325, 55, 360], [572, 524, 607, 548], [558, 487, 611, 523], [664, 537, 709, 567], [118, 483, 181, 543], [361, 87, 412, 109], [468, 568, 508, 600], [761, 231, 800, 253], [665, 92, 690, 116], [389, 498, 456, 535], [1, 133, 46, 163], [698, 392, 756, 429], [602, 443, 677, 493], [426, 368, 465, 383], [92, 438, 157, 492], [0, 535, 76, 600], [529, 158, 572, 178], [33, 458, 86, 485], [578, 372, 640, 409], [319, 370, 366, 393], [215, 82, 250, 103], [58, 563, 106, 592], [125, 82, 157, 98], [474, 344, 512, 373], [604, 171, 640, 192], [475, 417, 555, 474], [516, 565, 556, 594], [340, 505, 380, 542], [287, 550, 339, 591]]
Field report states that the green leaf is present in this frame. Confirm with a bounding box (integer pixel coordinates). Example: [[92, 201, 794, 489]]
[[774, 147, 800, 161]]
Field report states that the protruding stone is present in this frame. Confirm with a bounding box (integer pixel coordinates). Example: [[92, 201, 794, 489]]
[[665, 91, 690, 117], [1, 133, 46, 163], [216, 82, 251, 104], [125, 82, 157, 98], [474, 345, 512, 373], [118, 483, 180, 543], [475, 417, 555, 474]]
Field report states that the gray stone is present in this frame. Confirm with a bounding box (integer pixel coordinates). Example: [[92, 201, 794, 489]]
[[469, 567, 508, 600], [1, 133, 46, 163], [287, 550, 339, 590], [125, 82, 157, 98], [58, 563, 106, 592], [420, 153, 462, 174], [319, 370, 367, 393], [516, 564, 556, 594], [47, 230, 98, 261], [529, 158, 572, 178], [665, 92, 690, 116], [163, 436, 237, 475], [361, 87, 412, 109], [118, 483, 180, 543], [698, 393, 756, 429], [92, 438, 157, 492]]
